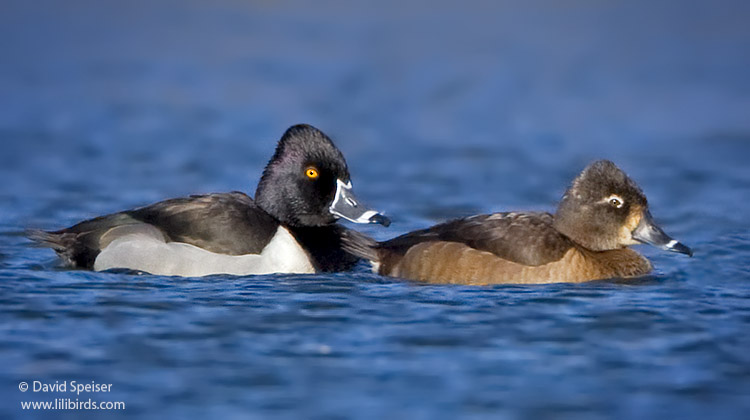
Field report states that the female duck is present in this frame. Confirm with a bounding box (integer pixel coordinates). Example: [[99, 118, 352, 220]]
[[344, 160, 691, 284]]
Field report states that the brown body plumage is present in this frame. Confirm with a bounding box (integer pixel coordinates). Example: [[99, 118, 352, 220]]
[[343, 160, 691, 285]]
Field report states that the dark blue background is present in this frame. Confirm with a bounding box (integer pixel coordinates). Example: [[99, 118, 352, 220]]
[[2, 1, 749, 418]]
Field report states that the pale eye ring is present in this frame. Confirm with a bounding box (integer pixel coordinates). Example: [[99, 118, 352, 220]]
[[608, 195, 624, 208]]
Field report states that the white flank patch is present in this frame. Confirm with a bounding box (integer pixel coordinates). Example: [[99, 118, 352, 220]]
[[94, 226, 315, 277]]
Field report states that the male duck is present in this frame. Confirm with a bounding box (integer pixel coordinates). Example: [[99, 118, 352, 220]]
[[29, 124, 390, 276]]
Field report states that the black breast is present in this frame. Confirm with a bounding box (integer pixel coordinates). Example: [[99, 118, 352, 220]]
[[288, 225, 360, 272]]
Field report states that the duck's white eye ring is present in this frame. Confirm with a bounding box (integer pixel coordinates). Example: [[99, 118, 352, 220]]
[[608, 195, 624, 208]]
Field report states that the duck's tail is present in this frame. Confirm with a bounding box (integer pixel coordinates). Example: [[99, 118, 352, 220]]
[[25, 228, 98, 268], [26, 229, 67, 250]]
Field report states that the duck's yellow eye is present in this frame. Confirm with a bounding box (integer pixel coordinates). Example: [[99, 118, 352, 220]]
[[305, 167, 319, 179]]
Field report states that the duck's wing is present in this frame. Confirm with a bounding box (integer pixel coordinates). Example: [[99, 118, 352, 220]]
[[27, 192, 279, 268], [379, 212, 573, 267], [125, 192, 278, 255]]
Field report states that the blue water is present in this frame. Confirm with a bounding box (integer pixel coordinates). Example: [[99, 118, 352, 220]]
[[2, 1, 750, 418]]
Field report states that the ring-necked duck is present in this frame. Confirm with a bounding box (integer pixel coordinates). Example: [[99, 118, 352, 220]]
[[28, 124, 390, 277], [343, 160, 691, 285]]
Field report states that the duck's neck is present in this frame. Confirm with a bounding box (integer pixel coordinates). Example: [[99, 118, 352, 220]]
[[286, 224, 358, 273], [576, 247, 653, 279]]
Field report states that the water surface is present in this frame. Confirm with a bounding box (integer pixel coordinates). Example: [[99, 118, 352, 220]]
[[2, 1, 750, 418]]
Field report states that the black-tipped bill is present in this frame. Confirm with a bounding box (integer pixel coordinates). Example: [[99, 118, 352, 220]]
[[329, 179, 391, 227], [632, 211, 692, 257]]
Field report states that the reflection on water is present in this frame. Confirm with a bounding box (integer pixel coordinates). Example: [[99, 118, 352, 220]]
[[2, 0, 750, 418]]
